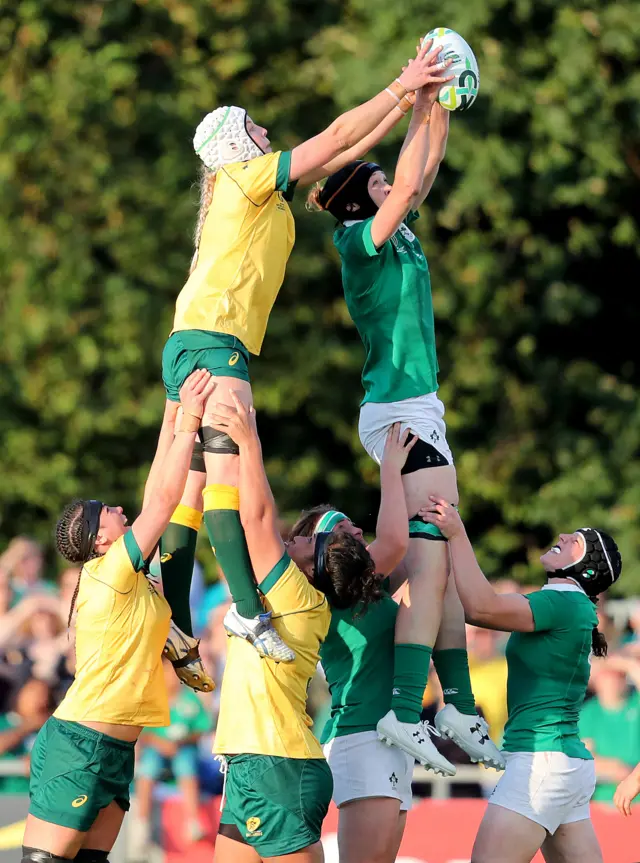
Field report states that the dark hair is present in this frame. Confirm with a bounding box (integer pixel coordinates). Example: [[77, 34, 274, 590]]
[[55, 499, 97, 628], [590, 596, 608, 658], [289, 504, 336, 540], [320, 531, 382, 615]]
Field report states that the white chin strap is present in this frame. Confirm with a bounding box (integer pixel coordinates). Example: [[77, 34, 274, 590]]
[[193, 106, 264, 173]]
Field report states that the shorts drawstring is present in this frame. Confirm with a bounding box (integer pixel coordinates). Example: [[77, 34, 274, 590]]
[[214, 755, 228, 812]]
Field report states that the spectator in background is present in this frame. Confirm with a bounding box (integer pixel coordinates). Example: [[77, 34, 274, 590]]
[[0, 678, 55, 793], [467, 625, 508, 745], [0, 594, 66, 690], [579, 655, 640, 802], [135, 659, 213, 849], [0, 537, 51, 604]]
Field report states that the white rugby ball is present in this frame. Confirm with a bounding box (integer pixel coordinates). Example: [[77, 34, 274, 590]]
[[422, 27, 480, 112]]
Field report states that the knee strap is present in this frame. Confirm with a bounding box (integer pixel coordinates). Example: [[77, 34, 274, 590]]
[[201, 425, 240, 456], [75, 851, 110, 863], [401, 437, 449, 475], [22, 848, 73, 863], [190, 439, 206, 473], [408, 518, 447, 541]]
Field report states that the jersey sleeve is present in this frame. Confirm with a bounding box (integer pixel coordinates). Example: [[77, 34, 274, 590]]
[[334, 218, 382, 262], [526, 590, 566, 632], [87, 534, 141, 593], [259, 554, 327, 616], [405, 210, 420, 226], [222, 151, 286, 206]]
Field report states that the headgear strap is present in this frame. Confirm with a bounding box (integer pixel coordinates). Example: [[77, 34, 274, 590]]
[[313, 531, 332, 595], [313, 511, 348, 534], [80, 500, 104, 560]]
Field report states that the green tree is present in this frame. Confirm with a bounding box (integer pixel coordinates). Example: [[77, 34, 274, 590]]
[[0, 0, 638, 593]]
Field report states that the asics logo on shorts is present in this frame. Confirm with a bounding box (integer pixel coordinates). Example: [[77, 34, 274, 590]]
[[160, 552, 173, 563], [72, 795, 88, 808], [246, 817, 262, 837], [229, 352, 240, 366]]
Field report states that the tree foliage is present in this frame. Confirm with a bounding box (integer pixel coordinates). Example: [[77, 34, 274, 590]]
[[1, 0, 639, 591]]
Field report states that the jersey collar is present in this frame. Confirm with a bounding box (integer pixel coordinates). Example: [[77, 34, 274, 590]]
[[542, 583, 584, 593], [343, 219, 364, 227]]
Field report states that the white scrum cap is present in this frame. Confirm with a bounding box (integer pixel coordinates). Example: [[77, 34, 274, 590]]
[[193, 105, 264, 172]]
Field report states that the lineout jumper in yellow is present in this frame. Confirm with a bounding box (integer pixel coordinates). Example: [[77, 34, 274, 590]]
[[55, 532, 171, 727], [172, 151, 296, 356]]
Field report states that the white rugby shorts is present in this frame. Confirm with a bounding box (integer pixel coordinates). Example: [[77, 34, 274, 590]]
[[323, 730, 414, 811], [358, 393, 454, 467], [489, 751, 596, 834]]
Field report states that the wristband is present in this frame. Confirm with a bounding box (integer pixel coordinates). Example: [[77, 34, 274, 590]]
[[387, 79, 408, 101], [179, 413, 201, 434], [385, 87, 401, 105], [397, 95, 414, 115]]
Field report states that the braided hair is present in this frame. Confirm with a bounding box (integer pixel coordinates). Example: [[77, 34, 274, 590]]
[[55, 499, 99, 628], [189, 166, 217, 274]]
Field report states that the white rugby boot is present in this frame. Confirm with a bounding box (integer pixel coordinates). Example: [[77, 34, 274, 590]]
[[223, 603, 295, 663], [435, 704, 505, 770], [163, 620, 215, 693], [377, 709, 456, 776]]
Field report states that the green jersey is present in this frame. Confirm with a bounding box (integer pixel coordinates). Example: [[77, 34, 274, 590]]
[[579, 691, 640, 801], [503, 585, 596, 758], [334, 213, 439, 405], [319, 587, 398, 743], [149, 688, 212, 741]]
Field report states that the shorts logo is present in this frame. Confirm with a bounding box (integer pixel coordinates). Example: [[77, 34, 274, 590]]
[[160, 553, 173, 563], [430, 429, 440, 444], [389, 772, 398, 789], [228, 352, 240, 367], [72, 795, 88, 808], [246, 817, 262, 837]]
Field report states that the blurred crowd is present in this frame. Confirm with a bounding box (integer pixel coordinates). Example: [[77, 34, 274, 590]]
[[1, 536, 640, 853]]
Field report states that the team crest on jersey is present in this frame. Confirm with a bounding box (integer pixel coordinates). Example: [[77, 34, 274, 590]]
[[246, 817, 262, 836]]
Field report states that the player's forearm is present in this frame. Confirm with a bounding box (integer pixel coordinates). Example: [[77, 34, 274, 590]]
[[152, 431, 197, 511], [238, 435, 277, 527], [143, 401, 179, 509], [319, 104, 409, 179], [394, 110, 432, 197], [449, 530, 497, 618], [371, 464, 409, 574], [331, 86, 412, 153]]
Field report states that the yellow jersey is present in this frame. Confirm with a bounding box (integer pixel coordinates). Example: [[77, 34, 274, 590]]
[[55, 532, 171, 727], [214, 555, 331, 759], [172, 150, 296, 356]]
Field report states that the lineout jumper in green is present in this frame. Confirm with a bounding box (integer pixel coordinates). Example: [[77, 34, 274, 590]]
[[334, 212, 439, 405]]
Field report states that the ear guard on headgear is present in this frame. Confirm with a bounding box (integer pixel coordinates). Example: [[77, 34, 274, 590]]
[[560, 527, 622, 597], [80, 499, 104, 559], [194, 106, 265, 173]]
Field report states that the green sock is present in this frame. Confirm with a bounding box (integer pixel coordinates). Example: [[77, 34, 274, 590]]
[[203, 484, 263, 620], [391, 643, 433, 724], [158, 505, 203, 638], [433, 648, 477, 715]]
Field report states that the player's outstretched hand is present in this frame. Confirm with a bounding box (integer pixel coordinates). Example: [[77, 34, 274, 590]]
[[420, 496, 464, 539], [381, 423, 417, 473], [614, 768, 640, 817], [397, 38, 454, 93], [209, 390, 257, 447], [179, 369, 215, 420]]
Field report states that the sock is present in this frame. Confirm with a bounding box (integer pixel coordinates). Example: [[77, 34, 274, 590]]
[[203, 484, 263, 620], [390, 643, 433, 724], [159, 505, 202, 638], [433, 648, 477, 715]]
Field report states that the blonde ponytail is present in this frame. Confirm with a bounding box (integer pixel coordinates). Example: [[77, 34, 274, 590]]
[[189, 167, 217, 274], [305, 182, 326, 213]]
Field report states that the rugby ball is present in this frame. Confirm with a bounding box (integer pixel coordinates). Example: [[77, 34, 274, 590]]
[[422, 28, 480, 112]]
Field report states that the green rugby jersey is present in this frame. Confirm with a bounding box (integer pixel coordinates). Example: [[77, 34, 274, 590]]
[[503, 584, 596, 758], [319, 585, 398, 743], [334, 212, 439, 405]]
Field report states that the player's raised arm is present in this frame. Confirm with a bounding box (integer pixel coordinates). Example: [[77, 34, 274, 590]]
[[289, 40, 451, 183]]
